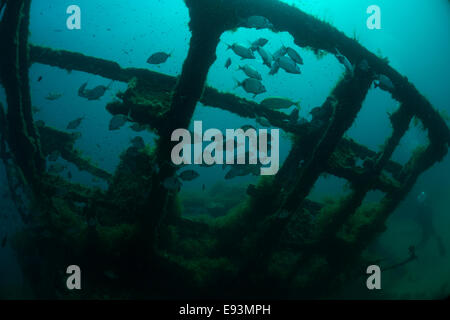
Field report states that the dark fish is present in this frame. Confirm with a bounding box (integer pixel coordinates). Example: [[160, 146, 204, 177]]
[[163, 176, 182, 191], [109, 114, 128, 131], [130, 123, 147, 132], [48, 163, 67, 174], [147, 51, 171, 64], [225, 58, 232, 69], [78, 81, 113, 101], [250, 38, 269, 51], [66, 117, 84, 130], [37, 76, 43, 82], [178, 170, 200, 181], [225, 164, 260, 180], [1, 235, 6, 248], [202, 184, 206, 191], [45, 92, 63, 101], [286, 47, 303, 65]]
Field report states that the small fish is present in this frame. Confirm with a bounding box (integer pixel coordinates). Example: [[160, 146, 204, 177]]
[[45, 92, 63, 101], [286, 47, 303, 65], [225, 58, 232, 69], [178, 170, 200, 181], [250, 38, 269, 51], [131, 136, 145, 149], [269, 62, 280, 75], [1, 235, 7, 248], [242, 16, 273, 30], [130, 123, 147, 132], [374, 74, 395, 92], [78, 81, 113, 101], [273, 46, 287, 60], [48, 150, 60, 162], [256, 47, 273, 68], [147, 51, 171, 64], [235, 78, 266, 97], [225, 164, 260, 180], [48, 163, 66, 174], [66, 117, 84, 130], [277, 56, 301, 74], [109, 114, 128, 131], [32, 106, 41, 114], [335, 48, 354, 76], [260, 97, 301, 110], [163, 176, 182, 191], [37, 76, 43, 82], [202, 184, 206, 191], [227, 43, 255, 60], [237, 64, 262, 80]]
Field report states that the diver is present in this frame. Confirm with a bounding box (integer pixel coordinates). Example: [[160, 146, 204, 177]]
[[415, 191, 446, 256]]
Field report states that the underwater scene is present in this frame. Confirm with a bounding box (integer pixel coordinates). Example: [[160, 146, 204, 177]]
[[0, 0, 449, 300]]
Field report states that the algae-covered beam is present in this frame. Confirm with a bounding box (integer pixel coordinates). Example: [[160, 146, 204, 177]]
[[38, 125, 112, 182], [0, 0, 44, 189], [29, 46, 405, 178]]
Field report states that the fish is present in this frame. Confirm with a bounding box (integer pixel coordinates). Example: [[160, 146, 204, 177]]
[[37, 76, 43, 82], [235, 78, 266, 97], [48, 163, 66, 174], [162, 176, 182, 191], [202, 184, 206, 191], [109, 114, 128, 131], [242, 16, 273, 30], [45, 92, 63, 101], [1, 235, 6, 248], [269, 62, 280, 75], [67, 171, 72, 179], [256, 47, 273, 68], [286, 47, 303, 65], [66, 117, 84, 130], [130, 123, 147, 132], [178, 170, 200, 181], [334, 48, 354, 76], [273, 46, 287, 60], [225, 58, 232, 69], [78, 81, 113, 101], [374, 74, 395, 92], [48, 151, 60, 162], [277, 56, 301, 74], [131, 136, 145, 149], [237, 64, 262, 80], [147, 51, 172, 64], [260, 97, 301, 110], [227, 43, 255, 60], [32, 106, 41, 114], [250, 38, 269, 51]]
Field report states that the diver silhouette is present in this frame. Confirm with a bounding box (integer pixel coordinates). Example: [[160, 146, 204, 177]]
[[415, 191, 446, 256]]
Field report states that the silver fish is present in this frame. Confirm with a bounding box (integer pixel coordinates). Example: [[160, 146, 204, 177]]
[[277, 56, 301, 74], [235, 78, 266, 97], [335, 48, 354, 76], [147, 51, 171, 64], [225, 57, 232, 69], [242, 16, 273, 30], [250, 38, 269, 51], [109, 114, 128, 131], [256, 47, 273, 68], [178, 170, 200, 181], [78, 81, 113, 101], [286, 47, 303, 65], [261, 97, 300, 110], [66, 117, 84, 130], [238, 64, 262, 80], [375, 74, 395, 92], [269, 62, 280, 75], [273, 46, 287, 60], [227, 43, 255, 60]]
